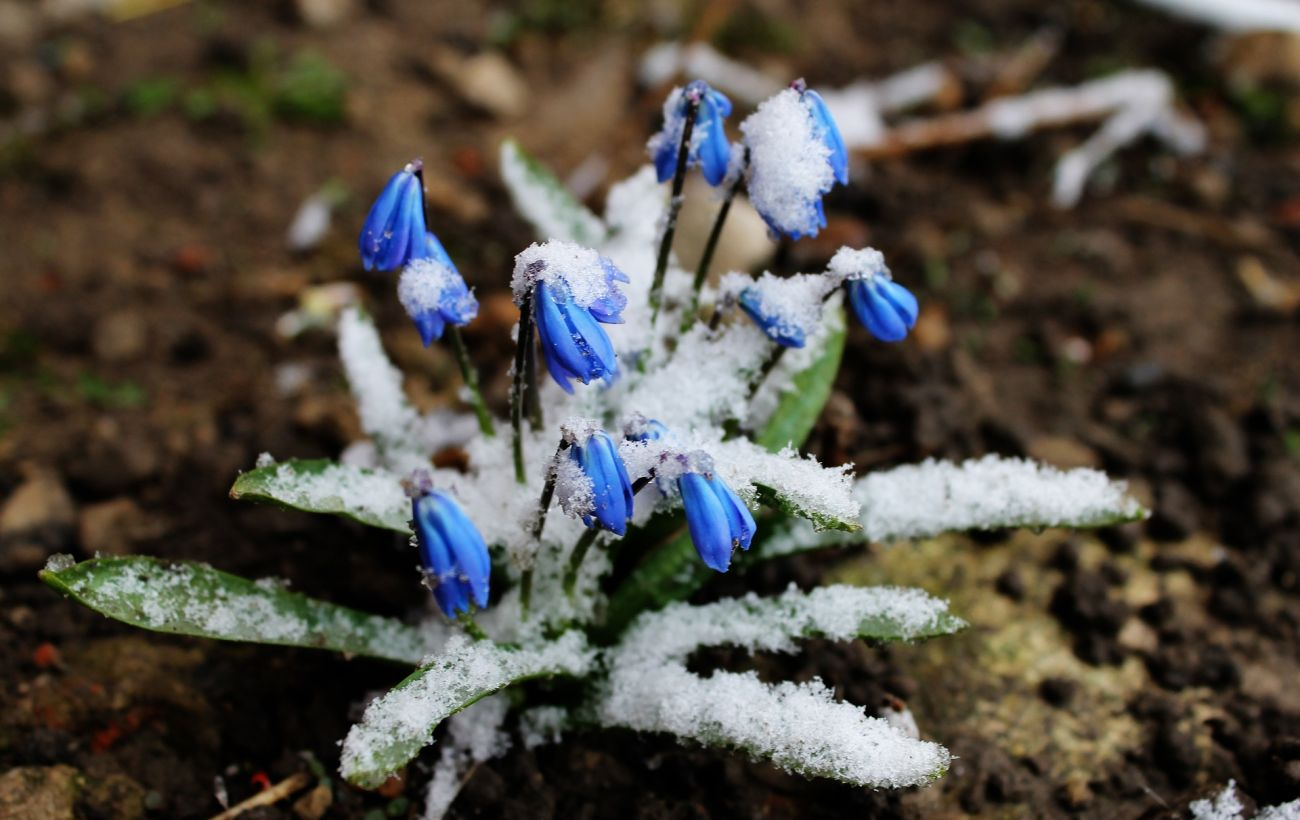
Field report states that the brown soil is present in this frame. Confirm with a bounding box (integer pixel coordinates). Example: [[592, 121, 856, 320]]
[[1, 1, 1298, 818]]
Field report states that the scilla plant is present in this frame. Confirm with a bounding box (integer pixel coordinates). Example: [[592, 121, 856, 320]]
[[40, 78, 1145, 814]]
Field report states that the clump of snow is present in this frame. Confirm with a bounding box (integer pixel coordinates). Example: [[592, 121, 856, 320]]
[[737, 271, 836, 342], [338, 308, 428, 474], [857, 455, 1146, 541], [558, 416, 601, 444], [423, 695, 511, 820], [711, 439, 859, 531], [341, 631, 595, 785], [595, 585, 957, 788], [511, 240, 616, 309], [256, 461, 410, 533], [826, 246, 889, 283], [519, 706, 569, 750], [739, 88, 832, 236], [553, 455, 595, 521], [1192, 781, 1247, 820], [397, 258, 472, 318]]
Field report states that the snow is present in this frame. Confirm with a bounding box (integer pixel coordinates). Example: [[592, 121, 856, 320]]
[[595, 585, 957, 788], [337, 308, 428, 474], [1191, 781, 1246, 820], [422, 695, 511, 820], [258, 460, 410, 532], [736, 270, 836, 343], [340, 631, 595, 784], [397, 258, 471, 319], [827, 245, 889, 283], [711, 439, 859, 531], [499, 140, 606, 245], [1134, 0, 1300, 32], [553, 454, 595, 521], [739, 88, 833, 237], [511, 240, 618, 309], [519, 706, 569, 749]]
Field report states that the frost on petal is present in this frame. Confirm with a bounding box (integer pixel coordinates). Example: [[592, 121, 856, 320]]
[[740, 88, 835, 238]]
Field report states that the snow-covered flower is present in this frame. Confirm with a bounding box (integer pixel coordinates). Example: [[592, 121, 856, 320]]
[[397, 235, 478, 345], [738, 285, 808, 348], [740, 80, 849, 239], [678, 457, 756, 573], [648, 80, 733, 187], [565, 428, 635, 535], [829, 246, 918, 343], [624, 414, 669, 442], [409, 475, 491, 618], [359, 160, 427, 271], [515, 241, 629, 393]]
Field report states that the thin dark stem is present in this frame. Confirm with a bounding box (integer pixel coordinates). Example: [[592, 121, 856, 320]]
[[457, 611, 489, 641], [648, 93, 702, 328], [749, 345, 789, 401], [510, 292, 536, 485], [520, 439, 570, 619], [562, 528, 601, 598], [523, 332, 543, 431], [447, 326, 495, 438], [683, 149, 749, 333]]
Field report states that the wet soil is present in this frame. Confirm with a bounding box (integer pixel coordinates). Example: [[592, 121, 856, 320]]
[[1, 1, 1298, 818]]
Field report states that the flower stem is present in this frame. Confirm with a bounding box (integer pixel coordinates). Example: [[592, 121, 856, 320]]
[[563, 527, 601, 598], [446, 326, 495, 438], [457, 611, 489, 641], [682, 148, 749, 333], [510, 292, 536, 485], [748, 344, 788, 401], [648, 92, 702, 328], [521, 439, 568, 619]]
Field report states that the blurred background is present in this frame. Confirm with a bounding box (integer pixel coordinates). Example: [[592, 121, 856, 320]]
[[1, 0, 1298, 817]]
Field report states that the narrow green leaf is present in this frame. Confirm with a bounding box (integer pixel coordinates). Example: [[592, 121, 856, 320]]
[[39, 556, 427, 664], [230, 458, 410, 533], [755, 305, 846, 452], [341, 632, 594, 788], [499, 139, 605, 245]]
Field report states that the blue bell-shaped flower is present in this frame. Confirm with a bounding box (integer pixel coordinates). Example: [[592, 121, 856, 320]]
[[846, 277, 918, 343], [566, 429, 635, 535], [410, 482, 491, 618], [359, 160, 427, 272], [648, 80, 734, 187], [678, 463, 755, 573], [397, 233, 479, 346]]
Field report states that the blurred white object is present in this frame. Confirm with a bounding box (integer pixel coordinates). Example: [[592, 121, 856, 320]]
[[286, 192, 333, 252], [1134, 0, 1300, 32]]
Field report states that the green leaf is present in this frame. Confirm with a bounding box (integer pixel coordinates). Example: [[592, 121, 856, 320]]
[[341, 632, 593, 788], [499, 139, 605, 245], [753, 482, 859, 532], [230, 458, 410, 533], [600, 528, 699, 639], [39, 556, 427, 664], [755, 304, 846, 452]]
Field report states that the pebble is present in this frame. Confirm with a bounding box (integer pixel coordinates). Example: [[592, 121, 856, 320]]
[[431, 50, 529, 120], [91, 310, 148, 364], [0, 465, 76, 572], [295, 0, 355, 27]]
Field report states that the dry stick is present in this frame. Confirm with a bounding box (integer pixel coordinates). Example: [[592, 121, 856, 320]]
[[648, 91, 703, 328], [211, 773, 312, 820], [510, 292, 536, 485], [447, 326, 495, 438], [682, 148, 750, 334]]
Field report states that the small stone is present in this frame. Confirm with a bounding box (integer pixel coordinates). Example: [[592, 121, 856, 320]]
[[0, 465, 76, 572], [78, 498, 162, 557], [295, 0, 355, 27], [91, 310, 148, 364], [432, 50, 529, 119], [0, 766, 81, 820], [292, 782, 332, 819], [1026, 436, 1101, 470]]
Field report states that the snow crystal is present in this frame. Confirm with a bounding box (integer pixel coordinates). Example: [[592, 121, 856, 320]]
[[511, 240, 617, 309], [255, 452, 276, 469], [397, 258, 467, 317], [258, 461, 410, 533], [1261, 801, 1300, 820], [553, 455, 594, 521], [857, 455, 1145, 541], [1191, 781, 1246, 820], [739, 88, 833, 237], [519, 706, 569, 750], [340, 632, 594, 783], [826, 246, 889, 283], [596, 585, 957, 788], [423, 695, 511, 820]]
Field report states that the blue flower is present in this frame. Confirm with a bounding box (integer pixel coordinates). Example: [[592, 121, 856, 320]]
[[359, 160, 427, 272], [738, 286, 807, 348], [397, 234, 479, 346], [740, 80, 849, 240], [531, 256, 628, 394], [678, 466, 755, 573], [846, 277, 918, 343], [624, 415, 669, 442], [567, 430, 635, 535], [410, 486, 491, 618], [649, 80, 733, 187]]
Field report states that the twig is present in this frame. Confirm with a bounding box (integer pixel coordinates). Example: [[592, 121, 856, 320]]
[[209, 773, 311, 820]]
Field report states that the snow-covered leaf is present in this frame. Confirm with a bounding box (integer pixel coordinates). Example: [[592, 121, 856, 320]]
[[500, 139, 605, 245], [754, 304, 846, 452], [338, 307, 431, 474], [39, 556, 427, 664], [341, 632, 595, 789], [596, 585, 961, 788], [230, 458, 409, 533], [756, 454, 1148, 559], [714, 438, 860, 532]]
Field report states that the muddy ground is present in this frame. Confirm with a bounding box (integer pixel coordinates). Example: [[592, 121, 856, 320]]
[[1, 0, 1298, 817]]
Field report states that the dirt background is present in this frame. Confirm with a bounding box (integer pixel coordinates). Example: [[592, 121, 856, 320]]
[[1, 0, 1299, 817]]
